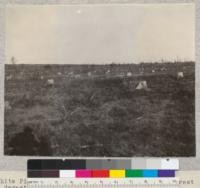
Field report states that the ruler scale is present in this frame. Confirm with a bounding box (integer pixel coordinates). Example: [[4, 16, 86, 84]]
[[27, 178, 179, 188]]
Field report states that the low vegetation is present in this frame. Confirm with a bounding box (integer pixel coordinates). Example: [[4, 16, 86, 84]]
[[4, 62, 195, 156]]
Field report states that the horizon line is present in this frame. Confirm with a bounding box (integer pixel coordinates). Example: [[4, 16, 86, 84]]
[[5, 60, 195, 65]]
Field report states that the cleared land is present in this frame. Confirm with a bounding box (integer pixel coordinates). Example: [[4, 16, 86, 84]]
[[4, 62, 195, 156]]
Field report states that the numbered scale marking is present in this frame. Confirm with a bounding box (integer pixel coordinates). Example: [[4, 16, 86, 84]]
[[27, 178, 179, 188]]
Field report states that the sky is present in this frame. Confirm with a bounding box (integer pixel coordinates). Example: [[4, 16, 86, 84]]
[[6, 4, 195, 64]]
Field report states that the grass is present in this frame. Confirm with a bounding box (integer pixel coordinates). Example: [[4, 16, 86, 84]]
[[4, 62, 195, 156]]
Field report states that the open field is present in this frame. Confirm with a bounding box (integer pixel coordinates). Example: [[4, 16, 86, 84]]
[[4, 62, 195, 156]]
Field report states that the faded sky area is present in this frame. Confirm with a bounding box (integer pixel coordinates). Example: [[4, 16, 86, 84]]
[[6, 4, 195, 64]]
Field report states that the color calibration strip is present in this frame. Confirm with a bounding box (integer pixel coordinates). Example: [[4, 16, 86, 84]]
[[28, 159, 178, 178], [28, 159, 179, 170], [28, 169, 176, 178]]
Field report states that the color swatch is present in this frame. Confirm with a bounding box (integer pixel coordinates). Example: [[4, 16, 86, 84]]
[[28, 169, 176, 178], [109, 170, 126, 178]]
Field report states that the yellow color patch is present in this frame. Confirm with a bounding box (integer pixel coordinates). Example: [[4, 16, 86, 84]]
[[109, 170, 125, 178]]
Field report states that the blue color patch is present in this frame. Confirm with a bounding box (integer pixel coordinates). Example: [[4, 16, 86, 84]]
[[143, 170, 158, 177]]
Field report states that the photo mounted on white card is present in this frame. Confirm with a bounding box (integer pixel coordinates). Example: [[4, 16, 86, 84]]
[[4, 3, 195, 156]]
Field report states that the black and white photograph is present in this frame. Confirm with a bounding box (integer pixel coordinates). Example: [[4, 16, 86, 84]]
[[4, 4, 195, 156]]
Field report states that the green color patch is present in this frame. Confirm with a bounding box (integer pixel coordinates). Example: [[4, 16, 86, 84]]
[[125, 170, 143, 177]]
